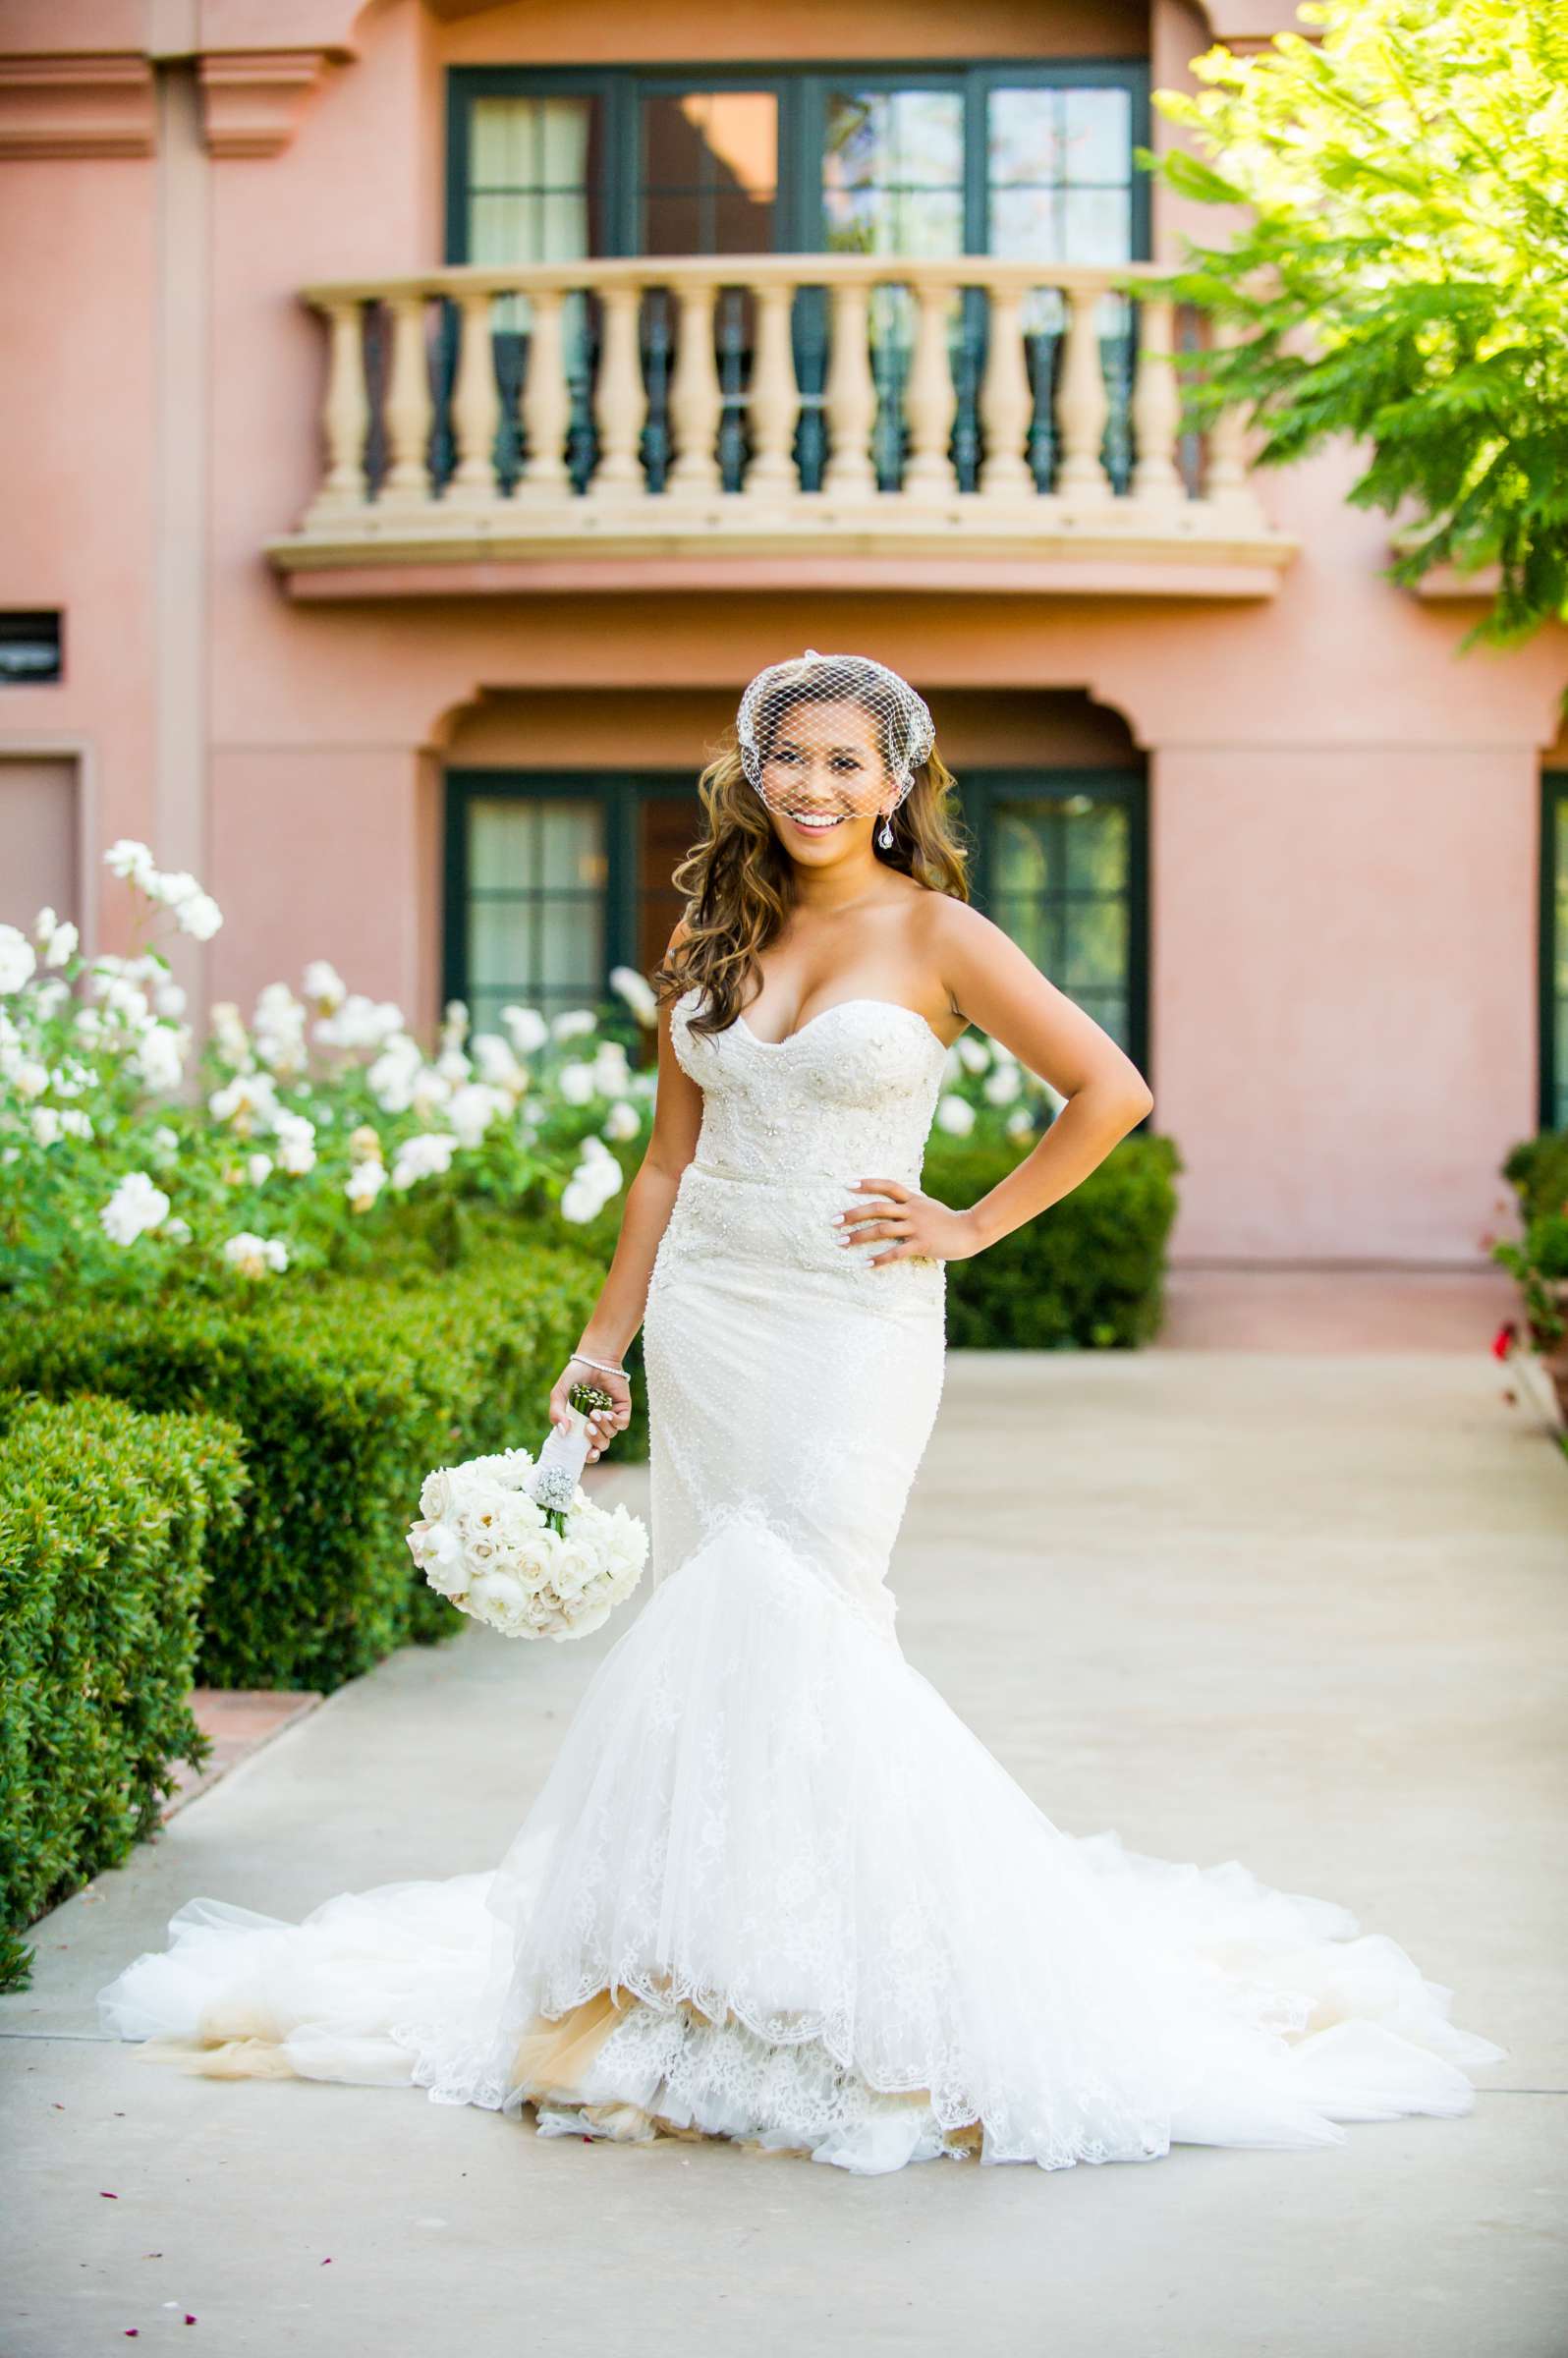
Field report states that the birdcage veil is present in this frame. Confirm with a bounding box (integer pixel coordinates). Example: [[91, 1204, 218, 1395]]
[[735, 650, 936, 840]]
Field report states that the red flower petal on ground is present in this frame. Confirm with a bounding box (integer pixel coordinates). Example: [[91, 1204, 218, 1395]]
[[1491, 1322, 1518, 1361]]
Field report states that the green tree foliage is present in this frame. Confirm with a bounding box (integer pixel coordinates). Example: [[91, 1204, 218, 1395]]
[[1134, 0, 1568, 655]]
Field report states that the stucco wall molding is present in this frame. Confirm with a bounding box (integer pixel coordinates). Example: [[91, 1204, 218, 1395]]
[[0, 54, 157, 158], [196, 47, 334, 157]]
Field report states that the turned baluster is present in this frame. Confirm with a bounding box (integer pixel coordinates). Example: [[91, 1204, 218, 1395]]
[[745, 278, 800, 500], [518, 285, 572, 500], [665, 276, 723, 497], [307, 297, 370, 522], [977, 284, 1035, 500], [380, 292, 433, 505], [820, 280, 877, 500], [902, 278, 959, 500], [1128, 296, 1184, 515], [447, 289, 501, 506], [587, 279, 646, 500], [1055, 281, 1112, 505]]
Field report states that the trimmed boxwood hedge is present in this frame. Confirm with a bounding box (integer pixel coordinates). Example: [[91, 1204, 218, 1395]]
[[925, 1130, 1182, 1349], [0, 1238, 622, 1696], [0, 1390, 249, 1993]]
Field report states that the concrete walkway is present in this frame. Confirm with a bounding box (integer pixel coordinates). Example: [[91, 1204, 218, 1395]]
[[3, 1349, 1563, 2358]]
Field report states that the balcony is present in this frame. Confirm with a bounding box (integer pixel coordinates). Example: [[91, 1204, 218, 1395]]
[[266, 254, 1299, 602]]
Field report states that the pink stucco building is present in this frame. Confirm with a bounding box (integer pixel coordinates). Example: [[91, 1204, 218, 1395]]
[[1, 0, 1561, 1268]]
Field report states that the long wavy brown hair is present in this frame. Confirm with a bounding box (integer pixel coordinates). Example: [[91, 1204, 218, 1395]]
[[649, 665, 973, 1039]]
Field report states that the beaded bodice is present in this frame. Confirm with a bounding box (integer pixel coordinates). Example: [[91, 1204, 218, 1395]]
[[647, 986, 951, 1313], [669, 984, 949, 1188]]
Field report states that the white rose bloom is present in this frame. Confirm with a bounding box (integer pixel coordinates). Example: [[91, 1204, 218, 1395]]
[[410, 1067, 454, 1120], [153, 981, 187, 1019], [132, 1026, 185, 1094], [164, 1214, 192, 1244], [982, 1063, 1021, 1105], [11, 1058, 49, 1100], [100, 1170, 171, 1246], [552, 1008, 597, 1040], [471, 1033, 526, 1094], [30, 1106, 61, 1147], [602, 1098, 641, 1141], [74, 1006, 104, 1047], [36, 912, 78, 967], [559, 1176, 602, 1224], [104, 839, 156, 888], [61, 1109, 94, 1142], [29, 978, 70, 1021], [608, 965, 658, 1026], [591, 1043, 631, 1095], [957, 1036, 991, 1074], [420, 1468, 457, 1522], [274, 1112, 317, 1175], [499, 1004, 548, 1055], [934, 1093, 977, 1137], [447, 1082, 508, 1149], [435, 1046, 473, 1085], [0, 926, 37, 995], [151, 1122, 180, 1155], [146, 868, 202, 909], [209, 1073, 280, 1132], [1005, 1105, 1036, 1139], [557, 1059, 595, 1106], [303, 959, 347, 1012], [345, 1158, 386, 1209], [223, 1230, 288, 1277], [247, 1151, 274, 1186], [390, 1132, 457, 1191], [176, 891, 223, 941]]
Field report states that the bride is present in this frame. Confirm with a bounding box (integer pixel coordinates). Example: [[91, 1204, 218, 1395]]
[[98, 648, 1505, 2174]]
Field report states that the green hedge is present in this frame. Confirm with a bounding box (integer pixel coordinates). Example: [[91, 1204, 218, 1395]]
[[925, 1130, 1182, 1349], [0, 1237, 624, 1696], [0, 1390, 249, 1993]]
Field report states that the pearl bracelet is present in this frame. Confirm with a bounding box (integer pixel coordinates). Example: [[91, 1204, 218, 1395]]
[[569, 1350, 627, 1379]]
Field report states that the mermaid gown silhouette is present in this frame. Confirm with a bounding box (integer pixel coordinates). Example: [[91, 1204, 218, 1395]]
[[96, 986, 1506, 2173]]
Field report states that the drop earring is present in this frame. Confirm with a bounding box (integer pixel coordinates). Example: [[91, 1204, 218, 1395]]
[[876, 813, 894, 850]]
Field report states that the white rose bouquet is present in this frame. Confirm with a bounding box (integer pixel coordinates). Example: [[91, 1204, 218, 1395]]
[[405, 1382, 647, 1642]]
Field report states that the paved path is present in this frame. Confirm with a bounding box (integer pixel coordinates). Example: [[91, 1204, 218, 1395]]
[[3, 1351, 1563, 2358]]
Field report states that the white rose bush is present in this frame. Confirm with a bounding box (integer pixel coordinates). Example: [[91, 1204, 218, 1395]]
[[0, 844, 656, 1304]]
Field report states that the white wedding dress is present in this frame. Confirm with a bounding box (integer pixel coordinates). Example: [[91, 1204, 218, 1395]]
[[97, 986, 1507, 2173]]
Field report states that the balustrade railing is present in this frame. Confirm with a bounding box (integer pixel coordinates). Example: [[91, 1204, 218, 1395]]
[[274, 253, 1284, 565]]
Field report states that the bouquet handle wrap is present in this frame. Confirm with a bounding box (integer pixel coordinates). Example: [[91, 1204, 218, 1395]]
[[529, 1405, 591, 1524]]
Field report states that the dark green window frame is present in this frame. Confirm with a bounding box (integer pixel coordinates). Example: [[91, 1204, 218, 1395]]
[[1542, 770, 1568, 1131], [441, 61, 1154, 496], [445, 60, 1152, 264], [443, 764, 1149, 1098]]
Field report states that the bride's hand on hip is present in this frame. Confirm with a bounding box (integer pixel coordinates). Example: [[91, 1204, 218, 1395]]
[[549, 1357, 634, 1460], [834, 1177, 985, 1267]]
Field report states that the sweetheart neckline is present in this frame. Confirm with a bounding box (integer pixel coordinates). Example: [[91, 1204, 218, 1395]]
[[733, 997, 951, 1054]]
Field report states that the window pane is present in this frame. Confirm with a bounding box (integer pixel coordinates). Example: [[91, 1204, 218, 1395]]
[[988, 88, 1064, 186], [1062, 187, 1132, 267], [989, 790, 1135, 1049], [1062, 86, 1131, 185], [640, 90, 777, 256], [824, 88, 964, 212], [990, 186, 1061, 264], [465, 796, 606, 1028], [467, 96, 598, 264]]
